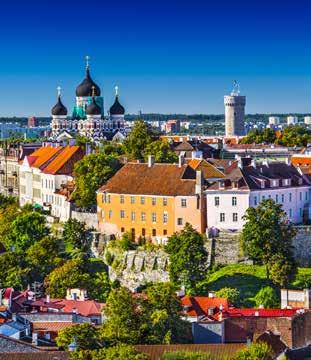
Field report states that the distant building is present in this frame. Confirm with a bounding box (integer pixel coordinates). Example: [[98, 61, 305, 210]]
[[268, 116, 280, 125], [304, 116, 311, 125], [224, 82, 246, 136], [28, 117, 38, 128], [287, 116, 298, 126], [165, 119, 181, 134], [281, 289, 311, 309]]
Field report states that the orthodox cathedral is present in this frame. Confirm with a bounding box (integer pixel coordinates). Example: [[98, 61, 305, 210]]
[[50, 58, 126, 141]]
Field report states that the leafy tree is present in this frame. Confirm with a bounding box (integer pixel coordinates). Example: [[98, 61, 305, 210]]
[[276, 125, 310, 147], [269, 253, 297, 287], [25, 236, 64, 282], [89, 271, 111, 303], [70, 345, 148, 360], [0, 252, 28, 289], [241, 199, 297, 285], [162, 351, 212, 360], [44, 259, 92, 298], [0, 194, 17, 209], [100, 141, 125, 156], [63, 219, 90, 253], [165, 223, 208, 292], [0, 204, 20, 247], [5, 211, 49, 251], [254, 286, 279, 308], [72, 153, 121, 208], [101, 287, 145, 345], [123, 120, 153, 159], [56, 323, 101, 350], [232, 342, 273, 360], [240, 128, 276, 145], [215, 287, 240, 306], [144, 140, 178, 163]]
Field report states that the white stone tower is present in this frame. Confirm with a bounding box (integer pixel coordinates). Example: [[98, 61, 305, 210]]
[[224, 81, 246, 136]]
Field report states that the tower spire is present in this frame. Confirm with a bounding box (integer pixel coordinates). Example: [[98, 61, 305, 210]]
[[115, 85, 119, 97], [85, 55, 90, 70], [57, 86, 61, 98]]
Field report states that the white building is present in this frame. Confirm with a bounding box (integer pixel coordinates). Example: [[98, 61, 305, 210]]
[[19, 146, 84, 222], [268, 116, 280, 125], [287, 116, 298, 126], [304, 116, 311, 125], [205, 158, 310, 231]]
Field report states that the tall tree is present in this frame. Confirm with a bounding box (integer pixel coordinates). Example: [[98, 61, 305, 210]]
[[63, 219, 90, 253], [241, 199, 297, 284], [165, 223, 208, 293], [72, 153, 121, 208], [123, 120, 153, 160], [144, 140, 178, 163]]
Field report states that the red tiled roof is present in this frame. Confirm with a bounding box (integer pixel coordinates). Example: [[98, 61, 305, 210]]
[[181, 296, 229, 319], [42, 146, 82, 175], [291, 156, 311, 166], [99, 163, 197, 196], [30, 147, 63, 168], [32, 322, 77, 333], [58, 299, 104, 317], [223, 308, 298, 318], [187, 159, 225, 179]]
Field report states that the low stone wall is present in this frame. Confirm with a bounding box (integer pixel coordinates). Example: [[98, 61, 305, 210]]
[[71, 210, 98, 230], [293, 226, 311, 267]]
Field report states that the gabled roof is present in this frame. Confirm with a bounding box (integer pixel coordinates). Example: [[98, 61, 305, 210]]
[[223, 308, 298, 318], [30, 146, 63, 169], [181, 296, 229, 319], [42, 146, 82, 175], [188, 159, 225, 179], [99, 163, 198, 196]]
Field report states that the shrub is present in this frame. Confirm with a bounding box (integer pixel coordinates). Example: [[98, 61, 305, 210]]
[[254, 286, 279, 308], [215, 287, 240, 306]]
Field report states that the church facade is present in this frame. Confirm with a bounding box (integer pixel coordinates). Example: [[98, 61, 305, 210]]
[[50, 59, 126, 141]]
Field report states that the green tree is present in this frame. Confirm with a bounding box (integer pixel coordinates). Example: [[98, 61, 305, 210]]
[[101, 287, 145, 345], [144, 140, 178, 163], [25, 236, 64, 282], [162, 351, 212, 360], [254, 286, 279, 308], [0, 252, 28, 289], [70, 345, 148, 360], [44, 259, 92, 298], [232, 342, 272, 360], [56, 323, 101, 350], [123, 120, 153, 160], [63, 219, 90, 253], [5, 211, 49, 251], [0, 194, 17, 209], [215, 287, 240, 306], [276, 125, 310, 147], [73, 153, 121, 208], [165, 223, 208, 292], [269, 253, 297, 287], [89, 271, 111, 302], [241, 199, 297, 285]]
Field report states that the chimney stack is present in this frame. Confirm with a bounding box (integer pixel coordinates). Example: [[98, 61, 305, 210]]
[[148, 155, 155, 167], [178, 154, 184, 168], [195, 170, 203, 194]]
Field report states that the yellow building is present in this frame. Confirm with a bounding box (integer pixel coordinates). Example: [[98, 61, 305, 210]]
[[97, 156, 207, 243]]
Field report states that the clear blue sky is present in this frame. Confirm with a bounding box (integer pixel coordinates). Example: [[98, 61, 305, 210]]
[[0, 0, 311, 116]]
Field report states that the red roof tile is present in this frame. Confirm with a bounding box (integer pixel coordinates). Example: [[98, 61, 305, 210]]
[[223, 308, 298, 318], [181, 296, 229, 319]]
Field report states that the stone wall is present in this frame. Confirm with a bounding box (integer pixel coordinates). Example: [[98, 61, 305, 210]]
[[292, 226, 311, 267], [71, 210, 98, 230]]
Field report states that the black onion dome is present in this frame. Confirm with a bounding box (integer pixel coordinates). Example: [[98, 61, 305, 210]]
[[76, 69, 101, 97], [86, 97, 101, 115], [51, 96, 68, 116], [110, 95, 125, 115]]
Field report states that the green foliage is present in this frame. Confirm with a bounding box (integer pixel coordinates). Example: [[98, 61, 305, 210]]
[[240, 128, 276, 144], [0, 252, 28, 289], [241, 199, 297, 286], [165, 223, 208, 293], [0, 194, 17, 209], [70, 345, 148, 360], [73, 152, 121, 208], [162, 351, 211, 360], [232, 342, 272, 360], [123, 120, 153, 159], [63, 219, 90, 254], [25, 236, 64, 282], [254, 286, 279, 308], [56, 323, 101, 350], [5, 211, 49, 251], [144, 140, 178, 163], [100, 141, 125, 156], [215, 287, 240, 306], [119, 232, 137, 251], [292, 268, 311, 288]]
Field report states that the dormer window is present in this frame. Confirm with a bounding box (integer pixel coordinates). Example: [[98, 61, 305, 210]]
[[260, 180, 265, 189], [270, 179, 279, 187], [219, 180, 225, 189], [282, 179, 291, 186]]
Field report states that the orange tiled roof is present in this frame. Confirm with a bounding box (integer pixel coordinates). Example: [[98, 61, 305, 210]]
[[43, 146, 81, 175], [32, 322, 77, 333], [188, 159, 225, 179], [181, 296, 229, 318], [31, 146, 63, 169], [99, 163, 197, 196], [291, 156, 311, 166]]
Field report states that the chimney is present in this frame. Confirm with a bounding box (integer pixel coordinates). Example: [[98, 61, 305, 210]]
[[195, 170, 203, 194], [46, 294, 50, 303], [148, 155, 155, 167], [178, 154, 184, 168], [285, 157, 291, 166], [251, 159, 256, 168], [32, 333, 38, 346]]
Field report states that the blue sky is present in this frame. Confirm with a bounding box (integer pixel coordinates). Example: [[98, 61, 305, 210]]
[[0, 0, 311, 116]]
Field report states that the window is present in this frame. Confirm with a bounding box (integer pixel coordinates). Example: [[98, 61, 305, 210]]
[[141, 212, 146, 221], [281, 194, 284, 203], [141, 196, 145, 205], [181, 198, 187, 207], [306, 192, 308, 201], [214, 197, 219, 206], [289, 208, 292, 217], [233, 213, 238, 222], [130, 196, 135, 204], [120, 210, 125, 219], [163, 197, 167, 206], [131, 212, 136, 221], [142, 228, 146, 236], [120, 195, 124, 204], [276, 194, 278, 203], [268, 194, 271, 199], [289, 193, 292, 202], [152, 197, 156, 206], [152, 229, 156, 236], [163, 229, 167, 235], [107, 194, 111, 203], [177, 218, 183, 226], [299, 192, 302, 201], [254, 196, 257, 206], [109, 210, 112, 219], [220, 213, 225, 222], [121, 227, 125, 233], [299, 208, 303, 217], [152, 212, 156, 222], [163, 212, 168, 224], [232, 197, 237, 206], [262, 195, 265, 201]]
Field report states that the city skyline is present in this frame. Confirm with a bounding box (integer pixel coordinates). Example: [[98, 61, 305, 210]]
[[0, 0, 311, 116]]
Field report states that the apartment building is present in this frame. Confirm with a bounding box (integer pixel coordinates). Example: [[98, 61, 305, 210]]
[[205, 158, 310, 231], [19, 146, 84, 221], [97, 156, 206, 243]]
